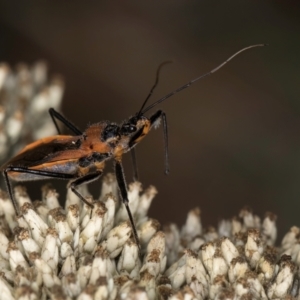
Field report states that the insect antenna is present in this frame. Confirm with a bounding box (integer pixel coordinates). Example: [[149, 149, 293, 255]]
[[137, 61, 172, 116], [141, 44, 267, 114]]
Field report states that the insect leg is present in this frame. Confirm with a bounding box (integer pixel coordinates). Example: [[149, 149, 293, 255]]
[[49, 108, 82, 135], [130, 148, 139, 181], [149, 110, 169, 174], [3, 170, 19, 215], [4, 166, 75, 216], [69, 171, 103, 207], [114, 159, 140, 248]]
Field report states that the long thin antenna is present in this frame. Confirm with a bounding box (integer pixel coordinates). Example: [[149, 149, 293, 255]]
[[137, 61, 172, 116], [142, 44, 267, 114]]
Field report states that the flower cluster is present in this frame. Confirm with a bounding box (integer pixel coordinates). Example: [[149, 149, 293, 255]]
[[0, 174, 299, 300], [0, 60, 298, 300], [0, 61, 64, 164]]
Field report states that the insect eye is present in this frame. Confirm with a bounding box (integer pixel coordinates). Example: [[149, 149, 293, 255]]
[[128, 125, 136, 132], [121, 124, 136, 135]]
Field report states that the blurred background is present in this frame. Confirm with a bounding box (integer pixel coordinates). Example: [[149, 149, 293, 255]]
[[0, 1, 300, 240]]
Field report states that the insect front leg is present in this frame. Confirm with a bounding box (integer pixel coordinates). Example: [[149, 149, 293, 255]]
[[49, 108, 82, 135], [130, 148, 139, 181], [69, 170, 103, 207], [114, 158, 140, 249], [149, 110, 169, 174]]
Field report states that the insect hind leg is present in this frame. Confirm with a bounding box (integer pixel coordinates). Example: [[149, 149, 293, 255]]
[[3, 166, 75, 216], [3, 169, 19, 216], [69, 171, 103, 207]]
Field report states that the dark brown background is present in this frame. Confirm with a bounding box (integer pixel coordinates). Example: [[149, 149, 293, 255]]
[[1, 1, 300, 241]]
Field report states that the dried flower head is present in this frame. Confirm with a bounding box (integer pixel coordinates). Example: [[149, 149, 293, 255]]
[[0, 61, 64, 164], [0, 174, 299, 299], [0, 60, 299, 300]]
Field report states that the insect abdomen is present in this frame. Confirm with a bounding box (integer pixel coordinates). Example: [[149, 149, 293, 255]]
[[6, 160, 79, 182]]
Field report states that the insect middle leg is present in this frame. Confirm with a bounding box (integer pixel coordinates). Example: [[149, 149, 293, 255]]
[[69, 171, 103, 207], [114, 159, 140, 248]]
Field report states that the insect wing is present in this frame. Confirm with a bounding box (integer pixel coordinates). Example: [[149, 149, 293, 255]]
[[4, 135, 82, 168]]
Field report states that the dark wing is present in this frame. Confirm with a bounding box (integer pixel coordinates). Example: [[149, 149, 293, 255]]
[[3, 135, 83, 168]]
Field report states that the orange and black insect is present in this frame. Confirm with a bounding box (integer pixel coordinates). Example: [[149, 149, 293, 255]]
[[1, 44, 265, 246]]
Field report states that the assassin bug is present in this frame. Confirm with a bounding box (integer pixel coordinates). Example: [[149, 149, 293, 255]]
[[2, 44, 265, 247]]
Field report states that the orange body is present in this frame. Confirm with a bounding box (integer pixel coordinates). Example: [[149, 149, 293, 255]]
[[2, 118, 151, 182]]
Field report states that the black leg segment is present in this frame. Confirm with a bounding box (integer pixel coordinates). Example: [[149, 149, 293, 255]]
[[70, 171, 103, 207], [49, 108, 82, 135], [4, 166, 76, 216], [130, 148, 139, 181], [150, 110, 170, 174], [115, 159, 140, 248], [3, 170, 19, 216]]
